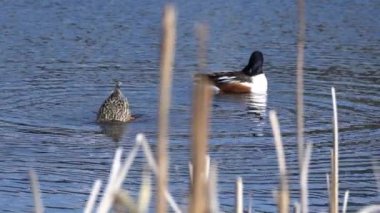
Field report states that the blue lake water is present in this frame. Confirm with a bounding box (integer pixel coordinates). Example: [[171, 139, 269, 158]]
[[0, 0, 379, 212]]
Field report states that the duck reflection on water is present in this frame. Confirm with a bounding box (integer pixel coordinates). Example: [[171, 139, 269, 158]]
[[246, 93, 267, 137], [99, 121, 128, 143]]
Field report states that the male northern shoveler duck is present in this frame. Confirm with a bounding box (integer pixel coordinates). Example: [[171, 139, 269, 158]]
[[196, 51, 268, 94], [97, 80, 132, 123]]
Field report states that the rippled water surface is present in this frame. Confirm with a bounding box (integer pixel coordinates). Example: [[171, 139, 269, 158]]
[[0, 0, 379, 212]]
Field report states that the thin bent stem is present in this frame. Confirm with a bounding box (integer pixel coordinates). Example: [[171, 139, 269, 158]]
[[208, 163, 220, 213], [296, 0, 307, 210], [29, 170, 44, 213], [138, 134, 182, 213], [330, 87, 339, 213], [296, 0, 306, 168], [301, 142, 312, 213], [84, 180, 102, 213], [235, 177, 243, 213], [342, 190, 350, 213], [269, 110, 290, 213]]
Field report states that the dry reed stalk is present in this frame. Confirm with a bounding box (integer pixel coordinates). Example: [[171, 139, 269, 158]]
[[84, 179, 102, 213], [189, 21, 211, 213], [295, 0, 307, 211], [196, 24, 208, 72], [94, 135, 181, 213], [138, 134, 182, 213], [330, 87, 339, 213], [189, 79, 212, 213], [29, 169, 44, 213], [137, 169, 152, 213], [358, 205, 380, 213], [138, 134, 158, 174], [205, 155, 210, 180], [329, 149, 334, 212], [294, 202, 301, 213], [111, 148, 123, 183], [373, 160, 380, 193], [188, 162, 193, 184], [326, 173, 330, 194], [235, 177, 243, 213], [300, 142, 312, 213], [342, 190, 349, 213], [164, 190, 181, 213], [208, 162, 220, 213], [188, 155, 210, 187], [269, 110, 290, 213], [326, 172, 331, 212], [97, 144, 140, 212], [97, 148, 123, 212], [248, 193, 253, 213], [296, 0, 306, 166], [157, 4, 176, 213], [114, 189, 137, 212]]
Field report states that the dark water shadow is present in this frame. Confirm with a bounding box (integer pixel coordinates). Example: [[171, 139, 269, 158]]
[[97, 114, 142, 143], [99, 121, 129, 143]]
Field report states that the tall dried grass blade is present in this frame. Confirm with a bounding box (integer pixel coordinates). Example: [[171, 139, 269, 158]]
[[205, 155, 210, 180], [189, 155, 210, 187], [97, 144, 140, 213], [269, 110, 290, 213], [138, 134, 182, 213], [114, 189, 137, 213], [195, 24, 208, 73], [300, 142, 312, 213], [235, 177, 243, 213], [296, 0, 307, 210], [110, 148, 123, 185], [208, 162, 220, 213], [248, 193, 253, 213], [138, 134, 158, 174], [189, 162, 193, 185], [190, 79, 212, 213], [342, 190, 350, 213], [29, 169, 44, 213], [294, 201, 301, 213], [97, 147, 123, 212], [329, 149, 334, 213], [330, 87, 339, 213], [157, 4, 176, 213], [296, 0, 306, 168], [138, 169, 152, 213], [326, 173, 330, 195], [164, 190, 182, 213], [84, 179, 102, 213], [373, 160, 380, 193], [357, 205, 380, 213], [326, 171, 331, 210], [189, 21, 212, 213]]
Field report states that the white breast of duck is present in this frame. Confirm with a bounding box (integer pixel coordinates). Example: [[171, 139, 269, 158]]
[[247, 73, 268, 93]]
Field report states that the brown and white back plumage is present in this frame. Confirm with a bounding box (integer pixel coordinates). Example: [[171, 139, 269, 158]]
[[97, 81, 132, 122], [195, 51, 268, 94]]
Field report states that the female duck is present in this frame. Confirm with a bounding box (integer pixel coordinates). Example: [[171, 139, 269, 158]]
[[97, 81, 132, 122], [196, 51, 268, 94]]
